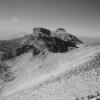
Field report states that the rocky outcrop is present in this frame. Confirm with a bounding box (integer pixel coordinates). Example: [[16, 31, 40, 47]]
[[32, 27, 51, 37], [0, 35, 35, 60], [32, 27, 83, 52], [55, 28, 83, 45], [0, 27, 84, 61]]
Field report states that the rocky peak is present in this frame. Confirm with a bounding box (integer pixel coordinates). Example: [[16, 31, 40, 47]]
[[56, 28, 66, 33], [32, 27, 51, 37], [55, 28, 83, 45], [0, 27, 84, 61]]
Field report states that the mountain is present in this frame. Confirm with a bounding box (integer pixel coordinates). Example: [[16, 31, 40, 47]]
[[0, 27, 84, 61], [0, 27, 100, 100]]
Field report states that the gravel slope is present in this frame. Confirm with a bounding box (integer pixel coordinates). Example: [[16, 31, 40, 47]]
[[0, 45, 100, 100]]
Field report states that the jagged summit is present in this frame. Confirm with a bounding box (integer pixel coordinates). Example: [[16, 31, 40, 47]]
[[32, 27, 51, 37], [55, 28, 83, 44], [0, 27, 84, 61]]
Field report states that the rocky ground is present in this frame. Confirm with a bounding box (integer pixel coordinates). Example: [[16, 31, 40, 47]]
[[0, 27, 100, 100]]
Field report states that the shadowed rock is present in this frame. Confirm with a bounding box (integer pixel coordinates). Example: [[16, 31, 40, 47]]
[[41, 36, 77, 53], [0, 27, 84, 61], [55, 28, 84, 45]]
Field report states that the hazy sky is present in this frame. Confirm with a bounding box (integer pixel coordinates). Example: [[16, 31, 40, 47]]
[[0, 0, 100, 39]]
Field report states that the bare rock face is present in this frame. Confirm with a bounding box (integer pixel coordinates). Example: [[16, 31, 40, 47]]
[[55, 28, 84, 46], [0, 27, 84, 61], [32, 27, 82, 52], [32, 27, 51, 37]]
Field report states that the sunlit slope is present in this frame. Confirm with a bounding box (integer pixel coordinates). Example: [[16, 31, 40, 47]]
[[0, 45, 100, 100]]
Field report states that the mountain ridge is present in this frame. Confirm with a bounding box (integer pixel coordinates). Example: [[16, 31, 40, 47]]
[[0, 27, 100, 100], [0, 27, 84, 61]]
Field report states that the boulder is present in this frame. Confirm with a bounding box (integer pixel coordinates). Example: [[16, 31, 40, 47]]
[[32, 27, 81, 53]]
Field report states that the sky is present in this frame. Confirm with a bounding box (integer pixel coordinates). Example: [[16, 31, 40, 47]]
[[0, 0, 100, 39]]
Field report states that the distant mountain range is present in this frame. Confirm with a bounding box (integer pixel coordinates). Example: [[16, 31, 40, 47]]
[[78, 36, 100, 46], [0, 30, 29, 40]]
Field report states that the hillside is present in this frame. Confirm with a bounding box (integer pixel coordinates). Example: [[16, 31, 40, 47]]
[[0, 28, 100, 100]]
